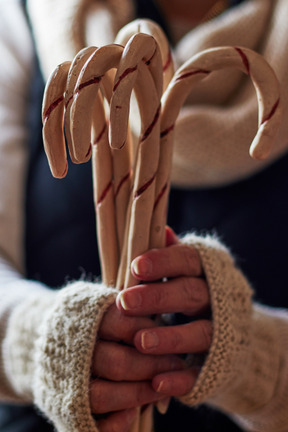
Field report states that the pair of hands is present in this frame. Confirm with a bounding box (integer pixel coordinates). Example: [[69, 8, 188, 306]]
[[90, 229, 212, 431]]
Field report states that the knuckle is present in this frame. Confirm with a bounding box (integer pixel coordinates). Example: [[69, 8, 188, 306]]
[[181, 277, 210, 313], [133, 382, 153, 406], [107, 347, 128, 381], [199, 320, 213, 349], [90, 380, 106, 413], [181, 245, 201, 275], [169, 329, 183, 351], [94, 342, 127, 381], [181, 276, 194, 304], [151, 285, 168, 309]]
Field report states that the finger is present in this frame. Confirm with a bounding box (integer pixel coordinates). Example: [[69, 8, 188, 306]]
[[131, 244, 203, 281], [97, 408, 138, 432], [165, 226, 179, 247], [90, 379, 163, 413], [134, 320, 213, 355], [99, 304, 156, 344], [117, 277, 210, 316], [152, 368, 200, 397], [92, 340, 184, 380]]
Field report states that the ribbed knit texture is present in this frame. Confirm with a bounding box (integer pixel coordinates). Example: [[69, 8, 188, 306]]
[[34, 282, 117, 432], [3, 281, 117, 432], [180, 234, 288, 431]]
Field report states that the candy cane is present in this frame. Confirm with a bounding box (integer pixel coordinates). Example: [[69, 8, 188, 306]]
[[69, 44, 132, 286], [150, 45, 282, 249], [64, 46, 97, 163], [42, 61, 71, 178], [71, 44, 133, 255], [110, 32, 163, 150], [115, 18, 174, 91], [101, 70, 133, 254], [110, 33, 163, 289], [90, 93, 119, 287], [111, 31, 170, 425], [70, 44, 125, 163]]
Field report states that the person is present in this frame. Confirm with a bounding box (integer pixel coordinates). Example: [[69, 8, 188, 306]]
[[0, 0, 288, 431]]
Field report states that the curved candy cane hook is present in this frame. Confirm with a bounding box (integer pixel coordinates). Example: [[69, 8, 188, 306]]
[[70, 44, 133, 253], [69, 44, 124, 163], [64, 46, 98, 163], [42, 61, 71, 178], [115, 18, 174, 91], [109, 33, 162, 290], [110, 32, 163, 150], [150, 45, 282, 248], [162, 46, 281, 160]]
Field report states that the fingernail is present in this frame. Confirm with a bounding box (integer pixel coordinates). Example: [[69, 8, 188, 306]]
[[141, 331, 159, 350], [119, 291, 142, 310], [156, 380, 170, 393], [132, 257, 152, 276]]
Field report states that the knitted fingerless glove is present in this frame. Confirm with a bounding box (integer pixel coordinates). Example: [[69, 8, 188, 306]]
[[2, 281, 117, 432], [180, 234, 288, 431]]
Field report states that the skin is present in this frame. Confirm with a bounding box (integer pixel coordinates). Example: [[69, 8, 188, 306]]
[[89, 227, 212, 431]]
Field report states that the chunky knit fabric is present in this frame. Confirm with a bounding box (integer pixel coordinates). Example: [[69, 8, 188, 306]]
[[3, 281, 117, 432], [181, 234, 288, 431], [2, 236, 288, 432]]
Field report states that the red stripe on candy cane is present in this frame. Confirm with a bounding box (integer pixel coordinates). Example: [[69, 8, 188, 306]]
[[154, 183, 168, 210], [163, 50, 172, 73], [261, 98, 280, 125], [44, 95, 64, 122], [93, 123, 107, 145], [115, 171, 131, 198], [113, 65, 138, 92], [234, 47, 250, 74], [97, 181, 113, 206], [77, 75, 103, 92], [134, 173, 156, 199], [141, 104, 161, 142], [160, 124, 175, 138], [175, 69, 210, 81]]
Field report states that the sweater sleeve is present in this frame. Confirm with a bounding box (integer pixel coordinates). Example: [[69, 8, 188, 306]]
[[179, 233, 288, 432], [2, 279, 117, 432], [0, 4, 119, 432]]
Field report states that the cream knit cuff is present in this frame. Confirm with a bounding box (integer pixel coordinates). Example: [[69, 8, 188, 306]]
[[4, 281, 117, 432], [179, 234, 285, 430]]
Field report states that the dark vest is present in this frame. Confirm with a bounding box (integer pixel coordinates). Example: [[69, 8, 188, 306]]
[[2, 0, 286, 431]]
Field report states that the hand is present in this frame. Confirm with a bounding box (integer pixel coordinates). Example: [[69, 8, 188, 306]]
[[89, 303, 184, 432], [116, 227, 212, 399]]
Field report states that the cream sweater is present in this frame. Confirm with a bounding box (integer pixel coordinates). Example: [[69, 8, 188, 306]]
[[1, 1, 288, 431]]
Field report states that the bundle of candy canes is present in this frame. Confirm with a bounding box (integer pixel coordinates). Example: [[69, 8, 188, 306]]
[[42, 18, 282, 431]]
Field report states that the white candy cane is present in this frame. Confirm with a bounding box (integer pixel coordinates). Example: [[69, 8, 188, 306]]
[[150, 45, 282, 249], [64, 46, 97, 163], [69, 44, 130, 286], [110, 33, 163, 290], [42, 61, 71, 178], [115, 18, 174, 91]]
